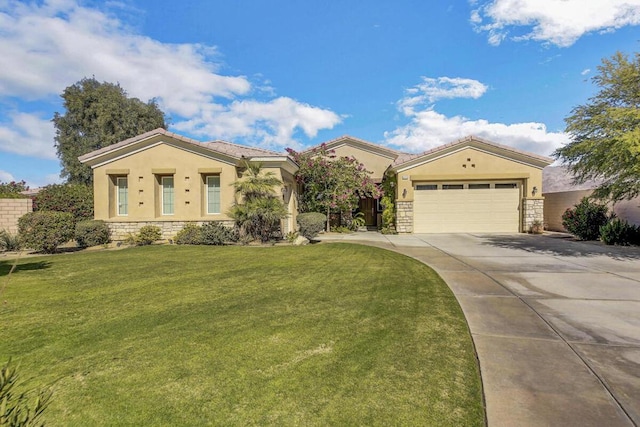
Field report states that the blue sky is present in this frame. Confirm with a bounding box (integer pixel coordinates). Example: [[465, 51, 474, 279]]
[[1, 0, 639, 187]]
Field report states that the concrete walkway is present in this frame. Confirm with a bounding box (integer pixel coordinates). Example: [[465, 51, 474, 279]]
[[317, 232, 640, 427]]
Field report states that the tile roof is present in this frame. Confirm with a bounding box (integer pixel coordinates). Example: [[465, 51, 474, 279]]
[[78, 128, 286, 162], [542, 166, 602, 193], [304, 135, 405, 157], [204, 140, 283, 158], [392, 135, 553, 167]]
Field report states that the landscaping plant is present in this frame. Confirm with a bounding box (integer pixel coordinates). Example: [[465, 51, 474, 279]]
[[17, 211, 75, 253], [0, 230, 21, 252], [296, 212, 327, 240], [133, 225, 162, 245], [600, 218, 640, 246], [561, 197, 610, 240], [174, 223, 204, 245], [0, 360, 51, 427], [228, 161, 288, 243], [75, 220, 110, 248], [33, 183, 94, 223]]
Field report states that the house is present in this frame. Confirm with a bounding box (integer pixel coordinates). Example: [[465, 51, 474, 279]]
[[79, 129, 552, 238], [78, 128, 299, 240], [543, 166, 640, 231]]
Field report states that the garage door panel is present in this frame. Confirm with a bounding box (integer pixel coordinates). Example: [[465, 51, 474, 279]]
[[414, 185, 520, 233]]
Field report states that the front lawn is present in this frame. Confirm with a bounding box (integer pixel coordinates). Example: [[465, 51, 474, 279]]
[[0, 243, 483, 426]]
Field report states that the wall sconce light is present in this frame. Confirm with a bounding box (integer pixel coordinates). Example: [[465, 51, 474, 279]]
[[532, 186, 538, 196], [402, 189, 407, 198]]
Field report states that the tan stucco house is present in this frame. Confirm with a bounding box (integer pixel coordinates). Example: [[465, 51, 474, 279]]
[[78, 128, 299, 240], [79, 129, 552, 238]]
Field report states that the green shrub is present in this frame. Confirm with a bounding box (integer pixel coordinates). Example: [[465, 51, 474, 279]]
[[75, 220, 110, 248], [201, 222, 237, 245], [175, 224, 203, 245], [0, 180, 29, 198], [18, 211, 74, 253], [0, 230, 21, 251], [34, 184, 93, 223], [135, 225, 162, 246], [561, 197, 610, 240], [599, 219, 640, 246], [0, 360, 52, 426], [297, 212, 327, 240]]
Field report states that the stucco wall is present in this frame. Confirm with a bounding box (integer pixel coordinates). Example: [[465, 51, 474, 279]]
[[331, 145, 395, 182], [93, 143, 239, 222], [544, 190, 640, 231], [395, 147, 544, 203], [0, 198, 32, 234]]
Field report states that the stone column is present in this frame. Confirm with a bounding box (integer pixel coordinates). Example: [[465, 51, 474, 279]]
[[522, 198, 544, 232], [396, 201, 414, 233]]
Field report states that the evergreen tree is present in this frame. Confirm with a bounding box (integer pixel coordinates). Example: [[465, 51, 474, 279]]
[[555, 51, 640, 201], [53, 78, 167, 185]]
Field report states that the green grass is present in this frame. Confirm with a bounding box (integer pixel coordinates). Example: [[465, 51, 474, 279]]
[[0, 243, 483, 426]]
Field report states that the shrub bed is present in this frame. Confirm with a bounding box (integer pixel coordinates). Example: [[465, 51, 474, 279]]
[[75, 220, 110, 248], [297, 212, 326, 240], [18, 211, 74, 253]]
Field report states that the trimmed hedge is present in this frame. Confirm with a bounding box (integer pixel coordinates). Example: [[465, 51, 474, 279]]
[[18, 211, 75, 253], [75, 220, 110, 248], [297, 212, 327, 240], [174, 223, 237, 245], [34, 184, 93, 223]]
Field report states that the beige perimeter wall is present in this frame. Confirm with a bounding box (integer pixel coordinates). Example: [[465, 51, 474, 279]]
[[544, 190, 640, 231], [0, 198, 32, 234]]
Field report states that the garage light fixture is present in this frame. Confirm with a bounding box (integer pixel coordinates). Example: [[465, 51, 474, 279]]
[[532, 186, 538, 196]]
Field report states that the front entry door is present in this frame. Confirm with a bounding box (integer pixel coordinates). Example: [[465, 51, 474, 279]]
[[359, 197, 377, 226]]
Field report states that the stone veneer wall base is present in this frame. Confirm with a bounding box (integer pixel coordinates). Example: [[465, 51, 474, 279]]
[[108, 220, 236, 241], [523, 198, 545, 232], [395, 201, 413, 234]]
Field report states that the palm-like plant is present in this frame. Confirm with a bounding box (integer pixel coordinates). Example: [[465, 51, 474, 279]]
[[228, 161, 288, 243]]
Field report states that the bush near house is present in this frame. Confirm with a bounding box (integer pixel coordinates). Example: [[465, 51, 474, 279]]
[[297, 212, 327, 240], [126, 225, 162, 246], [600, 218, 640, 246], [562, 197, 610, 241], [75, 220, 110, 248], [18, 211, 75, 253], [34, 184, 94, 223], [0, 230, 21, 252], [175, 223, 238, 246], [0, 180, 29, 198]]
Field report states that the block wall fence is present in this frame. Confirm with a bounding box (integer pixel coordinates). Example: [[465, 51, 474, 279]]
[[0, 198, 33, 234]]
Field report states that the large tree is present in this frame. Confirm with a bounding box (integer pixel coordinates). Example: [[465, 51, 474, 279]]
[[53, 78, 167, 185], [287, 144, 381, 230], [554, 51, 640, 202]]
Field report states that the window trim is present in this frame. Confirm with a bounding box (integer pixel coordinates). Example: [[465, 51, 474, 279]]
[[116, 176, 128, 216], [161, 176, 174, 216], [206, 175, 221, 215]]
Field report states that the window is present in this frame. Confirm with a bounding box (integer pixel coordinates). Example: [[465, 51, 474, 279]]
[[469, 183, 491, 189], [495, 183, 518, 189], [416, 184, 437, 190], [162, 176, 174, 215], [442, 184, 464, 190], [206, 175, 220, 214], [117, 177, 128, 216]]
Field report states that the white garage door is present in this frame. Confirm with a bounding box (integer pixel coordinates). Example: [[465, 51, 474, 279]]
[[413, 182, 521, 233]]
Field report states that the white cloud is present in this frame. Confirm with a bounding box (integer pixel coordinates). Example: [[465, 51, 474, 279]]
[[471, 0, 640, 47], [173, 97, 342, 149], [386, 76, 569, 157], [0, 170, 15, 182], [0, 0, 341, 156], [400, 77, 488, 114], [581, 68, 591, 76], [0, 113, 57, 159]]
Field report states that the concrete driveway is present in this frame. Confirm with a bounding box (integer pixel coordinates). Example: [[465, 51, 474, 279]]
[[319, 232, 640, 426]]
